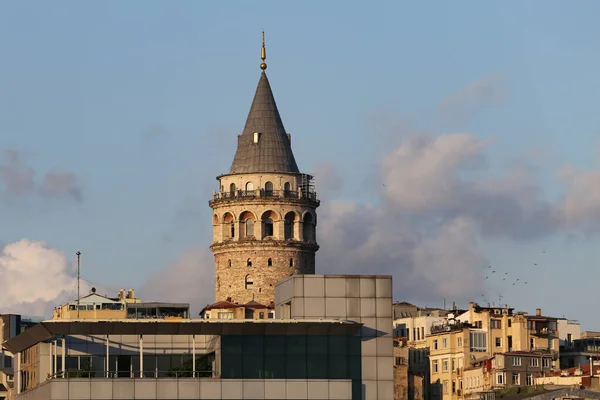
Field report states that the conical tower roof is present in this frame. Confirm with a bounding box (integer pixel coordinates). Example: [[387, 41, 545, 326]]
[[228, 71, 300, 174]]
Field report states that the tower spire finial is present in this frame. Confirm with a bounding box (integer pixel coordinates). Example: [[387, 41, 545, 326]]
[[260, 31, 267, 71]]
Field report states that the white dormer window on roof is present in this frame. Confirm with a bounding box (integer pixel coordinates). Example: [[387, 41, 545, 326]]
[[253, 132, 260, 144]]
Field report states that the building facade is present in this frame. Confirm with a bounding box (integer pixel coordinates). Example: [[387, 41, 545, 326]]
[[209, 40, 319, 305], [427, 303, 560, 400]]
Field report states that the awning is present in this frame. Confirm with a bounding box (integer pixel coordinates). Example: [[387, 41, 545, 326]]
[[3, 319, 362, 353]]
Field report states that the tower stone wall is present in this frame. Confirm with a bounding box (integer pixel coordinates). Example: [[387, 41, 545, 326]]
[[210, 175, 319, 304]]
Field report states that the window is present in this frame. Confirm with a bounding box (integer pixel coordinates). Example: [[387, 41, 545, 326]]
[[508, 319, 512, 327], [452, 381, 456, 393], [443, 381, 448, 394], [443, 359, 449, 372], [246, 219, 254, 237], [247, 258, 252, 267], [433, 340, 438, 350], [433, 360, 438, 373], [259, 312, 265, 319], [491, 319, 501, 329], [245, 275, 253, 290], [228, 259, 232, 267], [218, 312, 234, 319], [289, 258, 294, 268], [421, 327, 425, 339], [245, 182, 254, 192], [469, 332, 487, 352], [526, 374, 533, 386], [229, 183, 236, 195], [264, 218, 274, 237], [442, 338, 448, 348], [231, 222, 235, 238], [512, 357, 521, 366], [267, 258, 272, 267], [451, 359, 455, 371], [542, 358, 550, 368], [512, 373, 520, 385], [497, 373, 504, 385], [530, 338, 534, 350], [530, 358, 539, 367], [284, 182, 291, 195], [496, 337, 502, 347], [458, 337, 463, 347], [264, 181, 273, 196]]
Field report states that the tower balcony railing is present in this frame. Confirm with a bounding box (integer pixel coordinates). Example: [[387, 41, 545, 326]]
[[210, 189, 319, 204]]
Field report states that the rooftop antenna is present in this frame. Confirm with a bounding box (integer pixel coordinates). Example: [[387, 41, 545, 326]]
[[76, 250, 81, 319], [260, 31, 267, 71]]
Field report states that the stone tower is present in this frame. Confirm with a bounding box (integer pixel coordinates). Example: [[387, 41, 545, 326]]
[[209, 36, 319, 305]]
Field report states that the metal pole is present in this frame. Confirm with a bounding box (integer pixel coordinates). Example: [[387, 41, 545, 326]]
[[76, 251, 81, 319], [106, 335, 110, 378], [139, 334, 144, 378], [53, 341, 57, 376], [192, 335, 196, 378], [61, 336, 66, 378]]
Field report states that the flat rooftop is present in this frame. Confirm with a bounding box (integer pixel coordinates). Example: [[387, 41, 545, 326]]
[[3, 318, 362, 353]]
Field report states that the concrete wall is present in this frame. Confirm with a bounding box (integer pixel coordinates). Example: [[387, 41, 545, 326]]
[[275, 274, 394, 400], [15, 378, 353, 400]]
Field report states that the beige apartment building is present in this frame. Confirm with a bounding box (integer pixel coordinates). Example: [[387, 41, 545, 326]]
[[427, 303, 560, 400]]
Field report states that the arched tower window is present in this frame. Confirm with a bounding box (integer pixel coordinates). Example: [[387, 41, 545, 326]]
[[245, 275, 253, 290], [245, 182, 254, 193], [284, 211, 296, 240], [246, 219, 254, 237], [228, 260, 232, 268], [303, 213, 314, 241], [267, 258, 272, 267], [240, 211, 255, 238], [247, 258, 252, 267], [264, 218, 273, 237], [264, 181, 273, 196], [284, 182, 291, 197], [229, 183, 236, 197], [223, 213, 235, 240], [289, 258, 294, 268], [261, 210, 278, 239]]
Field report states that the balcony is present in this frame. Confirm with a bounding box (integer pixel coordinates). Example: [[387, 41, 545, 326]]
[[529, 327, 556, 337], [209, 189, 319, 206]]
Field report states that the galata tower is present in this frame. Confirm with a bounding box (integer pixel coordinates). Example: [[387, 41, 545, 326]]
[[209, 34, 319, 305]]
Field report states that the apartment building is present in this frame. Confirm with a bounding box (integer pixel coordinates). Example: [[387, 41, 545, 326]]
[[462, 351, 553, 400], [560, 331, 600, 369], [427, 303, 560, 400]]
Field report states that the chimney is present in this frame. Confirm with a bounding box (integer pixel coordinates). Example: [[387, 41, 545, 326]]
[[118, 289, 126, 300], [127, 289, 135, 299], [536, 308, 542, 316]]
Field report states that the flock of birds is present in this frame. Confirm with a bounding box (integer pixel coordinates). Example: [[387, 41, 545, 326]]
[[480, 249, 546, 305]]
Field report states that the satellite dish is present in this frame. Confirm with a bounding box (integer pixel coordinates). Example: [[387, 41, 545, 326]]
[[91, 287, 97, 293]]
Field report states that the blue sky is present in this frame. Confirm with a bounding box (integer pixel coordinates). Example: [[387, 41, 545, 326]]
[[1, 1, 600, 327]]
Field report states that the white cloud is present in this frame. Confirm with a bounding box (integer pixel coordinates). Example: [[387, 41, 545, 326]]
[[139, 249, 214, 316], [0, 239, 85, 317], [0, 149, 83, 202], [381, 133, 488, 212], [438, 75, 506, 125], [556, 164, 600, 231]]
